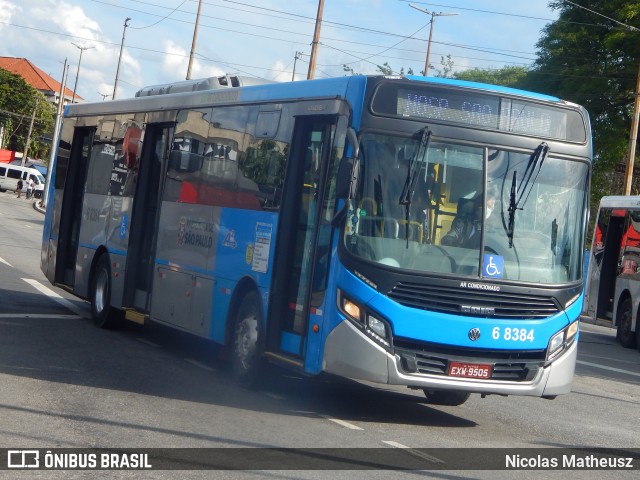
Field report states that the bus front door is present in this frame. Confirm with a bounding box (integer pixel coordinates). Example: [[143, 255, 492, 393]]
[[267, 116, 337, 364]]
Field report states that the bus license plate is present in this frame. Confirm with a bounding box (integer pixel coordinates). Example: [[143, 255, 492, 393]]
[[448, 362, 492, 379]]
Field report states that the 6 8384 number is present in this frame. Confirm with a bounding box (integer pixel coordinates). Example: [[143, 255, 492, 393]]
[[492, 327, 534, 342]]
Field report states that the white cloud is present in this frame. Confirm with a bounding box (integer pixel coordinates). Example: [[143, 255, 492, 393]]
[[0, 0, 19, 28]]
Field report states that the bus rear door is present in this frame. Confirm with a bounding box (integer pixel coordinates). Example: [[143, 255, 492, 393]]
[[123, 124, 174, 315]]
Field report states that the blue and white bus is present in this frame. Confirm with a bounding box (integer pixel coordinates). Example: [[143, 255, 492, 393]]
[[41, 74, 591, 405]]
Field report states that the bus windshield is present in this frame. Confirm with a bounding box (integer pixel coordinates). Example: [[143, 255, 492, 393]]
[[343, 132, 589, 285]]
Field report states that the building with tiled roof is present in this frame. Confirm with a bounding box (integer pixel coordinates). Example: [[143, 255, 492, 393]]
[[0, 56, 84, 106]]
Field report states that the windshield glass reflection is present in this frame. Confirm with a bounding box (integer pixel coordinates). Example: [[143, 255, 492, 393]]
[[343, 132, 589, 284]]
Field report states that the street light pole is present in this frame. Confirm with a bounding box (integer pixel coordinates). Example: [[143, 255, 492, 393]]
[[71, 42, 94, 104], [409, 3, 458, 77], [112, 17, 131, 100], [44, 59, 69, 208]]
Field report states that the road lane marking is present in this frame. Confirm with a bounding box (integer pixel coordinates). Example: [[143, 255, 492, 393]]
[[580, 353, 638, 365], [382, 441, 445, 464], [577, 360, 640, 377], [184, 358, 215, 372], [0, 257, 12, 267], [321, 416, 363, 430], [21, 278, 90, 319]]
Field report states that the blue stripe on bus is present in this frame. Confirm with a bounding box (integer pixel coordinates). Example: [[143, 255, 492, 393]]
[[404, 75, 561, 102], [237, 76, 359, 102], [77, 243, 128, 258]]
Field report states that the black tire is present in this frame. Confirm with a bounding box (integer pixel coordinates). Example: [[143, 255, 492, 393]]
[[90, 254, 123, 329], [616, 297, 636, 348], [423, 390, 471, 406], [231, 290, 264, 387]]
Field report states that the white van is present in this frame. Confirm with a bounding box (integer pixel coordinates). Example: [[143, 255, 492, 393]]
[[0, 164, 46, 198]]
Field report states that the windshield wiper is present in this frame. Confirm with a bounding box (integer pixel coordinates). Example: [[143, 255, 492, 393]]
[[506, 142, 549, 247], [399, 127, 432, 247]]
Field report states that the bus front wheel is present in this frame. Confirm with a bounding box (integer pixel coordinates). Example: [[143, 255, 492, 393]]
[[616, 297, 636, 348], [423, 389, 470, 406], [90, 254, 123, 329], [231, 290, 264, 387]]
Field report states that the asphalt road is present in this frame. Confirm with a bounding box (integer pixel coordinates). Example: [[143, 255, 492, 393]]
[[0, 190, 638, 479]]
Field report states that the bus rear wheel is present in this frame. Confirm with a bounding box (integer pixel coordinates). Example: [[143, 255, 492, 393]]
[[90, 254, 123, 329], [231, 290, 264, 387], [616, 297, 636, 348], [423, 390, 471, 406]]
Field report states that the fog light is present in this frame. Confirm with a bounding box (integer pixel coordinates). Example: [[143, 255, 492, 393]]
[[342, 298, 361, 322]]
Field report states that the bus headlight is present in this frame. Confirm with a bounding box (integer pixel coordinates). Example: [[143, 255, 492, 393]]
[[367, 315, 386, 338], [338, 290, 392, 348], [366, 314, 390, 347], [546, 321, 579, 362]]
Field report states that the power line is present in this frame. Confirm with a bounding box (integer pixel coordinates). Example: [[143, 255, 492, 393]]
[[109, 0, 541, 56], [3, 16, 635, 81], [399, 0, 613, 29], [130, 0, 189, 29], [562, 0, 640, 32], [5, 0, 638, 98]]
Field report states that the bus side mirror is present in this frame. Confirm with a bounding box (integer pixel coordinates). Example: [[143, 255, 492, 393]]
[[335, 157, 354, 200], [338, 127, 360, 199]]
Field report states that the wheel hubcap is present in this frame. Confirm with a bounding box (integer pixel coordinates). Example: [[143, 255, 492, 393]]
[[95, 269, 108, 313], [236, 314, 258, 370]]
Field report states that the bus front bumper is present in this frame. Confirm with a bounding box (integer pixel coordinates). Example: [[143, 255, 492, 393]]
[[322, 320, 576, 397]]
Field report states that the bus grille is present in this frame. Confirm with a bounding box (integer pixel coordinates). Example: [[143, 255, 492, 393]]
[[388, 282, 559, 319], [394, 339, 546, 382]]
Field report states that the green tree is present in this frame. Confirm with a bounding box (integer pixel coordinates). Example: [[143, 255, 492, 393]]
[[435, 54, 455, 78], [0, 68, 55, 160], [343, 64, 358, 76], [524, 0, 640, 206], [376, 62, 395, 75], [453, 65, 529, 88]]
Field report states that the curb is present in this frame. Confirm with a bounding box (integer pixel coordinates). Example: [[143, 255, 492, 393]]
[[33, 199, 46, 214]]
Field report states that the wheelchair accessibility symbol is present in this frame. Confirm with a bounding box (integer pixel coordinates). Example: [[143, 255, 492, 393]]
[[483, 254, 503, 278]]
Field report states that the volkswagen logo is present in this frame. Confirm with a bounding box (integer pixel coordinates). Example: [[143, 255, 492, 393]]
[[468, 328, 481, 341]]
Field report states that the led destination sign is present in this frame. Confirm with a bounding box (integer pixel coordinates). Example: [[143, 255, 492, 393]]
[[398, 88, 500, 129], [370, 83, 587, 142]]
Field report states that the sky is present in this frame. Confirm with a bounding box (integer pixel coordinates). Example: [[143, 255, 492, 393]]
[[0, 0, 560, 103]]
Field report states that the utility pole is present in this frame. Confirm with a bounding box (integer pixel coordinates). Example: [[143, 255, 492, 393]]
[[307, 0, 324, 80], [71, 43, 94, 104], [292, 51, 305, 81], [624, 59, 640, 195], [98, 92, 110, 101], [409, 3, 458, 77], [186, 0, 203, 80], [112, 17, 131, 100], [21, 96, 39, 166]]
